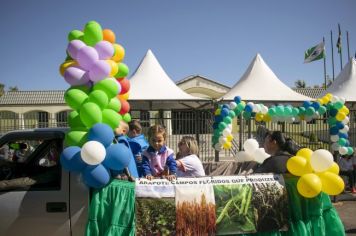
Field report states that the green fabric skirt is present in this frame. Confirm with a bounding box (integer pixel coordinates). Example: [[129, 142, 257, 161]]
[[85, 176, 344, 236], [240, 176, 345, 236], [85, 179, 136, 236]]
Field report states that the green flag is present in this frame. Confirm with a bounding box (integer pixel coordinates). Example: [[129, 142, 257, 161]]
[[336, 24, 342, 54], [304, 42, 325, 63]]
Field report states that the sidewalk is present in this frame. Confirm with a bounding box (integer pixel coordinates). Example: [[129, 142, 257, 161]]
[[333, 192, 356, 235]]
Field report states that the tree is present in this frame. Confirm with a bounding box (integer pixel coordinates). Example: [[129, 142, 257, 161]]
[[9, 86, 19, 91], [0, 83, 4, 97], [295, 80, 306, 88]]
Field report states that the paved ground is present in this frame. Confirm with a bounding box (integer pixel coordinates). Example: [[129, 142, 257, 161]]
[[333, 192, 356, 235]]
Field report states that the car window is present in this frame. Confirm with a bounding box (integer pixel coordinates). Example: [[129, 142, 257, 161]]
[[0, 138, 62, 191]]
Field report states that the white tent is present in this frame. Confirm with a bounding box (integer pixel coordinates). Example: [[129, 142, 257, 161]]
[[321, 58, 356, 102], [221, 54, 312, 102], [128, 50, 209, 109]]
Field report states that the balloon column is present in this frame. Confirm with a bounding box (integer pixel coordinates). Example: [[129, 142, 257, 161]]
[[59, 21, 133, 188], [212, 94, 353, 156], [318, 94, 353, 156], [287, 148, 344, 198]]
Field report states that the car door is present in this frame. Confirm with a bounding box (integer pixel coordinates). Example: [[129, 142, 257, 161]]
[[0, 132, 70, 236]]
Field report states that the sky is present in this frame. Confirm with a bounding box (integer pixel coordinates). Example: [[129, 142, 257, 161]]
[[0, 0, 355, 91]]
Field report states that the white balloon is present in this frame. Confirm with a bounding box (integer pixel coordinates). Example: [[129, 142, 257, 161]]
[[229, 101, 237, 109], [219, 136, 227, 144], [81, 141, 106, 165], [340, 125, 349, 133], [243, 139, 259, 156], [331, 95, 339, 103], [222, 128, 231, 137], [339, 97, 346, 104], [214, 143, 222, 151], [310, 149, 334, 172], [330, 135, 339, 142], [227, 124, 233, 130], [261, 105, 268, 114], [253, 148, 270, 163], [339, 146, 348, 155], [236, 151, 254, 162], [342, 116, 350, 125], [253, 104, 259, 113]]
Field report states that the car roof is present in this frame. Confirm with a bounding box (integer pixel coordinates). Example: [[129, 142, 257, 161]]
[[0, 128, 69, 145]]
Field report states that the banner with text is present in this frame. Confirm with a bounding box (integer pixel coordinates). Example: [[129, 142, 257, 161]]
[[135, 174, 288, 235]]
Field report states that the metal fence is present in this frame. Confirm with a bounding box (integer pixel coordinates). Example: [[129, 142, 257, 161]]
[[1, 109, 355, 162]]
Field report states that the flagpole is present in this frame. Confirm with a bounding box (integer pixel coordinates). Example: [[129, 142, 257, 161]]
[[337, 23, 343, 70], [347, 31, 350, 61], [330, 30, 335, 81], [323, 37, 327, 89]]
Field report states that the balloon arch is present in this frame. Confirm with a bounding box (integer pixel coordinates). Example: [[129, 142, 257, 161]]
[[212, 95, 351, 198], [212, 94, 352, 156]]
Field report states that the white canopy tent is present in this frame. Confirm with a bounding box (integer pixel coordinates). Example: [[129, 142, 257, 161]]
[[128, 49, 210, 109], [321, 58, 356, 102], [221, 54, 312, 102]]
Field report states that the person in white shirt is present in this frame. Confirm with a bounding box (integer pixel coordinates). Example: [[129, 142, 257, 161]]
[[338, 154, 356, 193], [176, 136, 205, 177]]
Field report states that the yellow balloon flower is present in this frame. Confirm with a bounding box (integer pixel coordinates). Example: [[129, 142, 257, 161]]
[[226, 134, 234, 142], [297, 173, 322, 198], [326, 162, 340, 175], [318, 171, 344, 195], [287, 156, 312, 176], [223, 142, 232, 149], [335, 112, 346, 121], [296, 148, 313, 161], [340, 106, 349, 115]]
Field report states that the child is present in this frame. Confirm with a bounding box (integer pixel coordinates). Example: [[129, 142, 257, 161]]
[[176, 136, 206, 177], [114, 120, 129, 140], [112, 120, 138, 181], [127, 120, 149, 177], [141, 124, 177, 181]]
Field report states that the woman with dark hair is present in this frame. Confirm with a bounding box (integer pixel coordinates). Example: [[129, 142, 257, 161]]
[[254, 131, 299, 174]]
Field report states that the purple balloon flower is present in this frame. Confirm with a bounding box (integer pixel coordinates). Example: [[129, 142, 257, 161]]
[[67, 40, 86, 59], [89, 60, 111, 82], [64, 67, 90, 86], [94, 41, 114, 60], [76, 46, 99, 70]]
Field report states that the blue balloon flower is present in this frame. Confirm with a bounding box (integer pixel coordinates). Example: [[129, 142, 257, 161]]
[[83, 164, 110, 189], [60, 146, 86, 172], [103, 143, 131, 170], [88, 123, 114, 148]]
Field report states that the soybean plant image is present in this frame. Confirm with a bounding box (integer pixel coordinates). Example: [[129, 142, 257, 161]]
[[135, 198, 176, 236], [214, 184, 256, 235], [251, 182, 289, 232]]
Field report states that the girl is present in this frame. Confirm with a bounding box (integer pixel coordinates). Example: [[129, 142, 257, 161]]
[[176, 136, 205, 177], [141, 124, 177, 181]]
